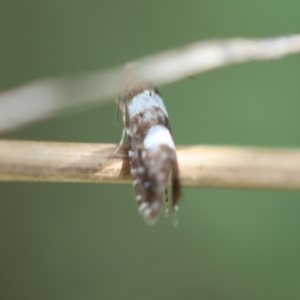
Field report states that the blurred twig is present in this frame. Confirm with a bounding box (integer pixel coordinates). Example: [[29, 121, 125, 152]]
[[1, 140, 300, 190], [1, 34, 300, 133]]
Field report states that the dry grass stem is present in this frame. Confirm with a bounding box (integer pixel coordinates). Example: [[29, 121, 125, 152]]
[[1, 140, 300, 190]]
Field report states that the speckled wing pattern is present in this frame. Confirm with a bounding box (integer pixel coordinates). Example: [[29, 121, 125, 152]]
[[119, 85, 181, 225]]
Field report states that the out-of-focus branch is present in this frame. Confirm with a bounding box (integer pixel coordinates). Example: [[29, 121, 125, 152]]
[[1, 140, 300, 190], [1, 34, 300, 133]]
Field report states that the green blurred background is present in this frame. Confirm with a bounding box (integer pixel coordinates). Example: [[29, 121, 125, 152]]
[[1, 1, 300, 299]]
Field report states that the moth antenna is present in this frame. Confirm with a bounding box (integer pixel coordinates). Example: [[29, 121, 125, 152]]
[[113, 94, 127, 155], [115, 62, 132, 125], [115, 89, 122, 125], [186, 74, 196, 80]]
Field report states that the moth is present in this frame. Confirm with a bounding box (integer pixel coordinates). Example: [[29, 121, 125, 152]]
[[118, 84, 181, 225]]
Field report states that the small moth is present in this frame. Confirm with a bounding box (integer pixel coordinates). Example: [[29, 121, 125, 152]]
[[118, 84, 181, 225]]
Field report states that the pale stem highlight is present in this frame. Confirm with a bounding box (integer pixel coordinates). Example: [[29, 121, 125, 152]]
[[1, 34, 300, 132]]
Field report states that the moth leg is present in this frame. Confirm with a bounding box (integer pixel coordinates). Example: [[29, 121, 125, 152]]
[[115, 95, 126, 122], [164, 189, 169, 217], [171, 160, 181, 227], [172, 191, 179, 227], [113, 127, 126, 155], [113, 97, 127, 155], [173, 214, 179, 227], [119, 127, 127, 147]]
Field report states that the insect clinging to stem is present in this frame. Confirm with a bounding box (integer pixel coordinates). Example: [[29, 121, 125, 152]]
[[117, 80, 181, 225]]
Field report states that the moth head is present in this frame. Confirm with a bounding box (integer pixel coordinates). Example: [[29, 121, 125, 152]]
[[122, 84, 161, 103]]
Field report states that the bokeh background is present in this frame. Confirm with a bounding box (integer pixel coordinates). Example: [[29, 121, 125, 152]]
[[1, 1, 300, 299]]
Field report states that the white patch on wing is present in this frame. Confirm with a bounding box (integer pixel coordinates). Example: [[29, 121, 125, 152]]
[[137, 167, 145, 173], [128, 150, 134, 157], [142, 150, 147, 158], [157, 173, 165, 181], [133, 179, 139, 186], [127, 90, 168, 119], [131, 169, 137, 175], [139, 203, 148, 213], [152, 202, 160, 210], [126, 128, 131, 135], [161, 152, 168, 159], [143, 125, 175, 150], [144, 208, 151, 218]]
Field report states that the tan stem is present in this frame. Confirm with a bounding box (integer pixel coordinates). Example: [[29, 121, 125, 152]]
[[1, 140, 300, 190]]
